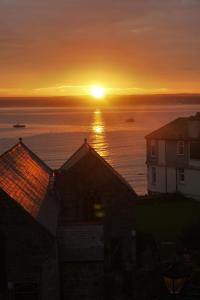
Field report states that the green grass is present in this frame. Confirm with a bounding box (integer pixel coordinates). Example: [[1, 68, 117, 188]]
[[135, 196, 200, 241]]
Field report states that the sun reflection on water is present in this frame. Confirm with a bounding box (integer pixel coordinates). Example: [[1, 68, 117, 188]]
[[93, 124, 104, 134], [90, 110, 109, 159]]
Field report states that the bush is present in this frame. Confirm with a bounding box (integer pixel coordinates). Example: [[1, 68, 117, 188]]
[[180, 220, 200, 251]]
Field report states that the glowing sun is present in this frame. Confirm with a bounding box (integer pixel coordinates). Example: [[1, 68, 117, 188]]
[[90, 85, 105, 99]]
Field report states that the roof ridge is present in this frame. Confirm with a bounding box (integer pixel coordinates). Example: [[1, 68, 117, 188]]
[[60, 140, 89, 170], [87, 144, 136, 194], [20, 141, 52, 173], [60, 140, 136, 195], [0, 140, 52, 174]]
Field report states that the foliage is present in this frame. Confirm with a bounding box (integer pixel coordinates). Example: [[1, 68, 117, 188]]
[[180, 220, 200, 251], [135, 196, 200, 241]]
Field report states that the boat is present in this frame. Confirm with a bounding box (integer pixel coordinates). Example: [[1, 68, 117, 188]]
[[125, 118, 135, 123], [13, 124, 26, 128]]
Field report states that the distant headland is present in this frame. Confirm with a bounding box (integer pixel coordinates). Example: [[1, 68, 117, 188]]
[[1, 94, 200, 107]]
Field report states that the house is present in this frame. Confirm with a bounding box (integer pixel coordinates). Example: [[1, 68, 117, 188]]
[[56, 139, 137, 299], [0, 138, 137, 300], [146, 112, 200, 200], [0, 139, 60, 300]]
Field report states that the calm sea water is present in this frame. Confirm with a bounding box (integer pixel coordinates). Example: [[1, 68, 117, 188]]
[[0, 104, 200, 194]]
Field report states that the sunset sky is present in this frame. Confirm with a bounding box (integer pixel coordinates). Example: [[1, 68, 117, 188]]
[[0, 0, 200, 96]]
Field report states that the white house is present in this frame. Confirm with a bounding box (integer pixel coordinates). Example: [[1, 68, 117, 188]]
[[145, 112, 200, 200]]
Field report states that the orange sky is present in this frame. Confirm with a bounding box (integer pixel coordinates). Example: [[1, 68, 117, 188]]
[[0, 0, 200, 96]]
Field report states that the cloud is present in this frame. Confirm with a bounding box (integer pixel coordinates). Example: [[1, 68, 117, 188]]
[[0, 0, 200, 93]]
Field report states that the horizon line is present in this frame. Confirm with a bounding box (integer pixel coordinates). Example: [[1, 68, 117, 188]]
[[1, 92, 200, 99]]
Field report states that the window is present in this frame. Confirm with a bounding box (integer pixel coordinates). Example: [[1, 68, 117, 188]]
[[178, 168, 185, 183], [150, 140, 156, 157], [151, 167, 156, 185], [93, 203, 105, 220], [177, 141, 185, 155], [190, 142, 200, 160], [84, 197, 105, 221]]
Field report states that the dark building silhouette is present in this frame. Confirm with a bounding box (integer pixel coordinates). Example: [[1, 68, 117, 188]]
[[0, 139, 136, 300], [56, 140, 136, 299]]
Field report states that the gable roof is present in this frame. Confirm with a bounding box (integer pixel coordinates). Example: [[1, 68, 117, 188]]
[[0, 140, 58, 235], [60, 139, 137, 195], [145, 114, 200, 140]]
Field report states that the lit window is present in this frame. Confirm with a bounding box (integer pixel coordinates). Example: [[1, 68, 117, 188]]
[[178, 168, 185, 183], [94, 202, 105, 219], [177, 141, 185, 155], [151, 167, 156, 185], [150, 140, 156, 157]]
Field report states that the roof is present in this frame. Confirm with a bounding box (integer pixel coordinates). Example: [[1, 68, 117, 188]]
[[60, 139, 137, 195], [0, 140, 59, 235], [145, 113, 200, 140]]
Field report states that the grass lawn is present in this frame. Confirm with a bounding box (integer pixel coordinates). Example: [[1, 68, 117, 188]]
[[135, 196, 200, 242]]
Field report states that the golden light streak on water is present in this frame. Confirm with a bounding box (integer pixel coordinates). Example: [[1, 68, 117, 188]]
[[90, 109, 109, 159]]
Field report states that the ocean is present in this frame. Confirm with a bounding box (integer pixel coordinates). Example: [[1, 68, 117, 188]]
[[1, 104, 200, 194]]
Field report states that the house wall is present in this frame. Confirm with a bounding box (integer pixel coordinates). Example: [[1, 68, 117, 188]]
[[189, 159, 200, 168], [147, 165, 178, 194], [147, 165, 166, 193], [158, 140, 166, 165], [177, 169, 200, 200], [146, 133, 200, 199], [58, 225, 104, 300], [147, 139, 189, 167], [165, 140, 189, 167], [56, 150, 136, 299], [148, 164, 200, 199], [189, 141, 200, 167], [146, 140, 158, 164], [0, 190, 58, 300], [58, 224, 104, 262], [60, 262, 103, 300], [166, 168, 177, 193]]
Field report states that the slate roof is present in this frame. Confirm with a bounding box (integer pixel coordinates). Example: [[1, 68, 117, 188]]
[[60, 139, 136, 195], [0, 140, 58, 235], [145, 113, 200, 140]]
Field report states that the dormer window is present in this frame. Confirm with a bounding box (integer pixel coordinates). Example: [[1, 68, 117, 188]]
[[150, 140, 156, 157], [177, 141, 185, 155]]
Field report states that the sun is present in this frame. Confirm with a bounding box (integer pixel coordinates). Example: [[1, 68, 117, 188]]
[[90, 85, 105, 99]]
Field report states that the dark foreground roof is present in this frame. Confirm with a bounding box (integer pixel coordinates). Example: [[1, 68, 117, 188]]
[[60, 139, 136, 195], [146, 113, 200, 140], [0, 140, 58, 235]]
